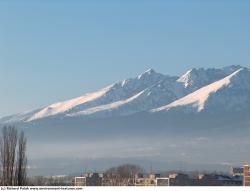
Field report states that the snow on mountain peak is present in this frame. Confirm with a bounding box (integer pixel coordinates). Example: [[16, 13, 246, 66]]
[[1, 65, 249, 124], [25, 69, 165, 122], [152, 68, 244, 112], [177, 68, 197, 87], [137, 68, 157, 79], [144, 68, 155, 74], [176, 66, 245, 92]]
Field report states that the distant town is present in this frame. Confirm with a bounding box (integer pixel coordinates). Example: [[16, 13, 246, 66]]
[[27, 164, 250, 186]]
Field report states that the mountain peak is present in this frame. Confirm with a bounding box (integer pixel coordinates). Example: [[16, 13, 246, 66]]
[[137, 68, 156, 79], [144, 68, 155, 74], [176, 66, 248, 89], [177, 68, 200, 88], [153, 68, 246, 113], [222, 65, 245, 74], [137, 68, 162, 79]]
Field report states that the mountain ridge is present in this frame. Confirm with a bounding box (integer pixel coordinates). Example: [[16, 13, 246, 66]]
[[152, 68, 249, 113], [1, 65, 249, 124]]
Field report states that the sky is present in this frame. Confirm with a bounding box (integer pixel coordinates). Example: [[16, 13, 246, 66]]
[[0, 0, 250, 116]]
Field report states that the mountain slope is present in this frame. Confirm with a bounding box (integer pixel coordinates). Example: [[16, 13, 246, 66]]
[[176, 65, 242, 91], [152, 68, 250, 113]]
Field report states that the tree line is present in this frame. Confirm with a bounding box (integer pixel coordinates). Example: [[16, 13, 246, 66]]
[[103, 164, 144, 186], [0, 126, 27, 186]]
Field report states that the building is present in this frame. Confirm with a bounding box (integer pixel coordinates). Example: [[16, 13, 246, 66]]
[[85, 173, 103, 186], [73, 173, 103, 186], [134, 173, 168, 186], [214, 175, 242, 186], [243, 165, 250, 186], [198, 174, 242, 186], [149, 173, 161, 179], [169, 173, 191, 186], [73, 177, 86, 186], [231, 167, 244, 176]]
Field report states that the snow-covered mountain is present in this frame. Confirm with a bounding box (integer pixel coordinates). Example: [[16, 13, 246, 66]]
[[0, 65, 249, 124], [176, 65, 242, 91], [152, 68, 250, 113]]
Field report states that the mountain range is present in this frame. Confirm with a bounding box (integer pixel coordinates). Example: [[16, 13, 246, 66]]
[[1, 65, 249, 124], [1, 65, 250, 176]]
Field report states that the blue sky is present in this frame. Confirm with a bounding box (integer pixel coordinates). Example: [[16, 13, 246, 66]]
[[0, 0, 250, 116]]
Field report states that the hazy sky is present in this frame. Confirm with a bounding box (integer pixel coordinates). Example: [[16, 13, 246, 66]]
[[0, 0, 250, 116]]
